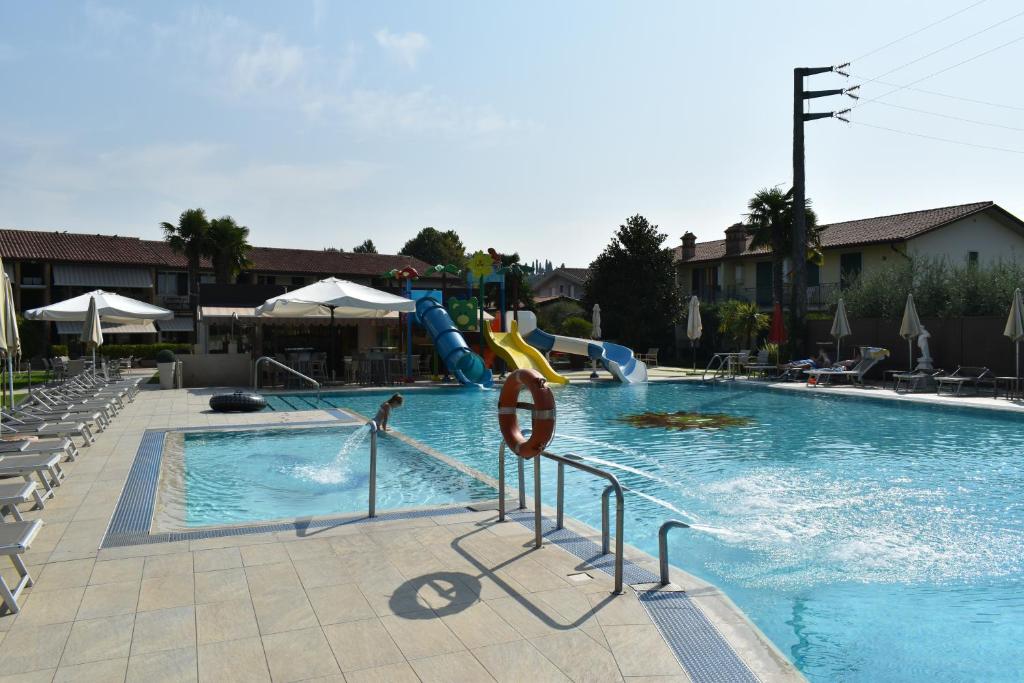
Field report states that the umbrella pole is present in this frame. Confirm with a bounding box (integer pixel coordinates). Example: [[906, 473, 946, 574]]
[[907, 339, 913, 371], [6, 356, 12, 411], [329, 307, 336, 384]]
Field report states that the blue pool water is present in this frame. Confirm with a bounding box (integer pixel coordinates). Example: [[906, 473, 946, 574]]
[[181, 425, 494, 526], [266, 383, 1024, 683]]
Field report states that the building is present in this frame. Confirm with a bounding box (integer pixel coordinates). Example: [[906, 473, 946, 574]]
[[529, 267, 590, 301], [674, 201, 1024, 308], [0, 228, 430, 347]]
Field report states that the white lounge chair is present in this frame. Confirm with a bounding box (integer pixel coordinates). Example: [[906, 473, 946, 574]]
[[805, 347, 890, 387], [0, 480, 45, 521], [0, 519, 43, 614], [0, 415, 95, 446], [0, 452, 66, 498]]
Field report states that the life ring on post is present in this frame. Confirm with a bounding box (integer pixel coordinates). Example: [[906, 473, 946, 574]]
[[498, 368, 556, 458]]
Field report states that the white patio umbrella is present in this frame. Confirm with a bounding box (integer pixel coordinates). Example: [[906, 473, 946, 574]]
[[81, 295, 104, 378], [1, 263, 21, 409], [24, 289, 174, 324], [590, 304, 602, 379], [831, 298, 852, 361], [256, 277, 416, 377], [899, 293, 923, 371], [1003, 288, 1024, 379], [687, 296, 702, 370]]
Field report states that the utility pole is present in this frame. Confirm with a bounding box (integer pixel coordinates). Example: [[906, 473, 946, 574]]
[[791, 64, 854, 356]]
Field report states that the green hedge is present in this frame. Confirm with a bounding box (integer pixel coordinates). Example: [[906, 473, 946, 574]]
[[49, 343, 191, 360]]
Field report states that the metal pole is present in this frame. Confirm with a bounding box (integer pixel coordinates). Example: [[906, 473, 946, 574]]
[[601, 484, 614, 555], [533, 456, 542, 549], [498, 442, 506, 522], [658, 520, 691, 586], [556, 461, 564, 530], [368, 421, 378, 518], [614, 487, 624, 593], [517, 457, 526, 510]]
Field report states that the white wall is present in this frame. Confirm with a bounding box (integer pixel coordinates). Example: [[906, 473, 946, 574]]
[[909, 213, 1024, 264]]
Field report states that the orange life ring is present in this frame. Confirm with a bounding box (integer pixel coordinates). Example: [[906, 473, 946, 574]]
[[498, 368, 556, 459]]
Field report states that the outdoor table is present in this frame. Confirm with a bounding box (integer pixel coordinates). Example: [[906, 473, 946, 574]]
[[994, 376, 1021, 400]]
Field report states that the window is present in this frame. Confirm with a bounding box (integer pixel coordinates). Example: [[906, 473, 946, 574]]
[[840, 252, 862, 289], [968, 251, 979, 266], [291, 276, 305, 286], [157, 272, 187, 296], [807, 261, 820, 287]]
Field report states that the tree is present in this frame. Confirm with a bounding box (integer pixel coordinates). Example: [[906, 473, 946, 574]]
[[717, 300, 768, 349], [399, 228, 466, 269], [745, 187, 822, 307], [161, 208, 210, 321], [353, 239, 377, 254], [207, 216, 252, 284], [583, 214, 683, 351]]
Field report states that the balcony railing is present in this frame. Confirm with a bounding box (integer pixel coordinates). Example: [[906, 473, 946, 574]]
[[156, 294, 190, 311], [688, 282, 839, 308]]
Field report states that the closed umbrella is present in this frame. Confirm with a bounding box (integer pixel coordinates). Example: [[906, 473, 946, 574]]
[[81, 295, 104, 378], [767, 302, 786, 345], [590, 304, 602, 379], [687, 296, 702, 370], [1, 264, 20, 409], [1003, 288, 1024, 379], [899, 293, 923, 371], [831, 298, 852, 361]]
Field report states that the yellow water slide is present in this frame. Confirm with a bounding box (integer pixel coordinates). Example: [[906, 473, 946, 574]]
[[483, 320, 569, 384]]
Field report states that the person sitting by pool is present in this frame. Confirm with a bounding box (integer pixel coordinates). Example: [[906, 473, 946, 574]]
[[373, 393, 403, 432], [777, 351, 831, 379]]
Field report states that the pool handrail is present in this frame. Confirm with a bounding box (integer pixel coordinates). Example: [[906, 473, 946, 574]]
[[658, 519, 691, 586], [253, 356, 321, 400], [367, 420, 378, 518]]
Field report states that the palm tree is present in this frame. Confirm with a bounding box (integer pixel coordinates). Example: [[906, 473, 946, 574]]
[[161, 208, 210, 322], [717, 300, 769, 349], [207, 216, 252, 284], [744, 187, 821, 308]]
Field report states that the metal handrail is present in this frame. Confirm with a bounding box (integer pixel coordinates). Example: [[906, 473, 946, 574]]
[[658, 519, 690, 586], [367, 420, 378, 518], [253, 356, 321, 400], [498, 442, 625, 594]]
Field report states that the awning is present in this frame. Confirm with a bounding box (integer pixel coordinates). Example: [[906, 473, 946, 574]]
[[157, 317, 195, 332], [55, 321, 157, 335], [53, 264, 153, 289], [199, 306, 258, 320]]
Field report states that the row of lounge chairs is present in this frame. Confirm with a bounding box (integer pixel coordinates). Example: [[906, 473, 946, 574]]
[[0, 369, 143, 614]]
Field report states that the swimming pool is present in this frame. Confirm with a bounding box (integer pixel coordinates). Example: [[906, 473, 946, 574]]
[[269, 383, 1024, 683], [158, 424, 494, 528]]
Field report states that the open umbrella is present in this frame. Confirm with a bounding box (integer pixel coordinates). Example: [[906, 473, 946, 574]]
[[1003, 288, 1024, 379], [899, 293, 923, 371], [686, 296, 702, 370], [81, 295, 104, 378], [831, 298, 852, 361], [25, 289, 173, 324]]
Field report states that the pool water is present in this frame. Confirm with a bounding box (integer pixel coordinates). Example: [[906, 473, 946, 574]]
[[179, 425, 494, 526], [272, 383, 1024, 683]]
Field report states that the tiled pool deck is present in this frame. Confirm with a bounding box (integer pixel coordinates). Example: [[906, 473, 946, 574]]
[[0, 376, 802, 682]]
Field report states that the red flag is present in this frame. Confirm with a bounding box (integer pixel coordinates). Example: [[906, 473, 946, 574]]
[[768, 303, 787, 344]]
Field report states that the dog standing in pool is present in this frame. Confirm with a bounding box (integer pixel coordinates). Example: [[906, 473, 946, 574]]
[[373, 393, 403, 432]]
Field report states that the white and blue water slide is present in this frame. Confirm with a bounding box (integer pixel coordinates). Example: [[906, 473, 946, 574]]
[[515, 311, 648, 383]]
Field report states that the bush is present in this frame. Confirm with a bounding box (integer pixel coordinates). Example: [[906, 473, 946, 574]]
[[536, 301, 585, 333], [155, 349, 177, 364], [717, 300, 768, 349], [561, 316, 593, 339], [45, 343, 190, 360], [51, 344, 69, 357]]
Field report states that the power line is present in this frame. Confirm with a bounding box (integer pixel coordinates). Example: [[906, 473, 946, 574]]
[[846, 73, 1024, 111], [857, 34, 1024, 106], [851, 0, 989, 63], [848, 120, 1024, 154], [858, 8, 1024, 86], [873, 100, 1024, 132]]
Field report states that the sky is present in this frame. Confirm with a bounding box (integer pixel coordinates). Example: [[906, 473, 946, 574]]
[[1, 1, 1022, 266]]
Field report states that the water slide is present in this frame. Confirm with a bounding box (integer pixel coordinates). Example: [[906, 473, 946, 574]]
[[415, 297, 493, 388], [483, 320, 569, 384], [516, 311, 648, 383]]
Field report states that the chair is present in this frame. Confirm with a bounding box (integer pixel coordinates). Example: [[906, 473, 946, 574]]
[[894, 369, 945, 394], [935, 366, 993, 396], [744, 350, 778, 379], [638, 348, 659, 367], [805, 347, 890, 387], [0, 519, 43, 614], [0, 452, 65, 499], [0, 480, 46, 521], [0, 414, 96, 446]]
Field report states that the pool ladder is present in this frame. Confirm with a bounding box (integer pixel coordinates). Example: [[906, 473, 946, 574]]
[[252, 356, 321, 400], [702, 352, 735, 382]]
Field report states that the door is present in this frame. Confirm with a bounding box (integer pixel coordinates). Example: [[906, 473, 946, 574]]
[[840, 252, 862, 289], [755, 262, 772, 306]]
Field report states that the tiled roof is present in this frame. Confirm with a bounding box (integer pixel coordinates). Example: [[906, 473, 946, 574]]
[[674, 201, 1001, 263], [0, 228, 429, 277], [531, 267, 591, 290]]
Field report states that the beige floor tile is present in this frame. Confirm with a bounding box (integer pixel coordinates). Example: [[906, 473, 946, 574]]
[[142, 553, 194, 579], [603, 625, 684, 678], [0, 622, 72, 675], [322, 618, 404, 672], [473, 639, 571, 683], [90, 557, 145, 585], [293, 556, 351, 590], [32, 558, 95, 592], [345, 662, 420, 683], [193, 567, 250, 605], [251, 586, 319, 635], [53, 657, 128, 683], [379, 609, 465, 660], [138, 574, 194, 612], [0, 669, 58, 683], [244, 562, 302, 594], [76, 580, 140, 620], [486, 595, 572, 638], [306, 583, 376, 625], [588, 592, 651, 626], [531, 630, 624, 682], [621, 676, 690, 682], [411, 650, 497, 682], [282, 538, 336, 561], [192, 547, 242, 574], [239, 543, 290, 567], [126, 646, 198, 683], [196, 599, 259, 645], [261, 627, 340, 682], [61, 614, 135, 666], [131, 606, 196, 656], [197, 636, 269, 683], [15, 586, 85, 626], [441, 601, 521, 650]]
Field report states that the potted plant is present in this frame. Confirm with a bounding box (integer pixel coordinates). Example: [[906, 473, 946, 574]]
[[156, 349, 177, 389]]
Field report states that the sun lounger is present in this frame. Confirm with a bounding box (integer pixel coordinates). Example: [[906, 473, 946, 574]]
[[0, 415, 95, 446], [935, 366, 993, 396], [14, 405, 109, 432], [30, 389, 120, 417], [806, 347, 890, 387], [0, 452, 65, 499], [0, 437, 80, 462], [894, 369, 946, 394], [0, 480, 45, 521], [0, 519, 43, 614]]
